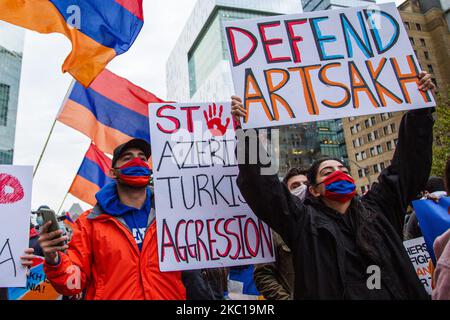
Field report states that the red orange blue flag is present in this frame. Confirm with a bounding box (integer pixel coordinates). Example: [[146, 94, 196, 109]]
[[57, 69, 163, 155], [0, 0, 144, 86], [69, 143, 113, 206]]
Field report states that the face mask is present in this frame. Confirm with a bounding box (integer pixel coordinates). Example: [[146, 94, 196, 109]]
[[115, 157, 151, 187], [318, 170, 356, 203], [36, 215, 44, 226], [291, 184, 307, 201]]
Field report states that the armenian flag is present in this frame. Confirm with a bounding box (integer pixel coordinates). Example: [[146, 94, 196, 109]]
[[57, 69, 163, 155], [0, 0, 144, 87], [69, 143, 113, 206], [413, 196, 450, 264]]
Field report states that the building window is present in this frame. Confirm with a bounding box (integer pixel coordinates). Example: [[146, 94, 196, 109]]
[[377, 145, 383, 154], [394, 138, 398, 146], [370, 116, 376, 125], [350, 126, 356, 135], [367, 132, 374, 142], [374, 130, 379, 139], [383, 126, 389, 136], [416, 23, 422, 31], [410, 37, 415, 45], [387, 141, 393, 151], [349, 116, 355, 121], [428, 64, 434, 74], [420, 38, 426, 47], [359, 137, 364, 146], [356, 124, 361, 132], [432, 78, 438, 88], [424, 51, 429, 59], [373, 164, 380, 174], [356, 153, 362, 161], [390, 123, 396, 133], [361, 151, 367, 160], [365, 119, 370, 128], [381, 113, 388, 121], [370, 147, 376, 157], [0, 83, 10, 127], [380, 162, 385, 170], [405, 22, 410, 30], [358, 169, 364, 178]]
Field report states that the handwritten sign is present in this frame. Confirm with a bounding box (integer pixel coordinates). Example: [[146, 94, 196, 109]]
[[224, 3, 435, 129], [0, 165, 32, 287], [148, 102, 275, 271], [8, 256, 62, 300], [403, 237, 432, 295]]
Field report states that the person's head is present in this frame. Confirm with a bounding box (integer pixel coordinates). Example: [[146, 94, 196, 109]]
[[424, 176, 445, 194], [110, 139, 152, 189], [283, 167, 309, 200], [283, 168, 308, 192], [307, 157, 356, 203]]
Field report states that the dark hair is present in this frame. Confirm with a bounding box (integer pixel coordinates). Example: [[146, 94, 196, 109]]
[[307, 157, 348, 185], [425, 176, 445, 193], [445, 157, 450, 193], [282, 167, 308, 185]]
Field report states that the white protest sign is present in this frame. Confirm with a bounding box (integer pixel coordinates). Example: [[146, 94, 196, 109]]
[[149, 102, 275, 271], [0, 165, 33, 287], [403, 236, 432, 295], [224, 3, 435, 129]]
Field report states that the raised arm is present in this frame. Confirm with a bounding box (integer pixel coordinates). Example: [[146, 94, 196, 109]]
[[232, 97, 304, 248], [363, 72, 435, 235], [42, 213, 93, 296]]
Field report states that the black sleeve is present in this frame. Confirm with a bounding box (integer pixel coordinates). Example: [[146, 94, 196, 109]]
[[362, 108, 434, 236], [236, 128, 305, 249]]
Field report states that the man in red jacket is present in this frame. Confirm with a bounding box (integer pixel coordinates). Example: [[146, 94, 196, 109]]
[[24, 139, 185, 300]]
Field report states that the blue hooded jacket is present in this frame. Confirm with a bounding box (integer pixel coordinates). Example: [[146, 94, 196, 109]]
[[95, 182, 151, 251]]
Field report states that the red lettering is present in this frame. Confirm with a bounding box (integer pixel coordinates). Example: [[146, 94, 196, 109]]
[[180, 106, 200, 133], [285, 19, 307, 63], [156, 105, 180, 134], [225, 27, 258, 66], [258, 21, 291, 64]]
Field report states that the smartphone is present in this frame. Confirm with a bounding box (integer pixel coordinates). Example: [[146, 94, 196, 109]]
[[39, 208, 61, 238]]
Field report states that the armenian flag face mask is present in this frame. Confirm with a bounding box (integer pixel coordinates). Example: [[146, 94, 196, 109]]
[[115, 157, 151, 187], [318, 170, 356, 203]]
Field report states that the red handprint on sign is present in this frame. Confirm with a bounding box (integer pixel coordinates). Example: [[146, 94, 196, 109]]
[[203, 103, 231, 136]]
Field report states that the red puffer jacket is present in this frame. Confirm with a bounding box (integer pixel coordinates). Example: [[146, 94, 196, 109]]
[[44, 208, 186, 300]]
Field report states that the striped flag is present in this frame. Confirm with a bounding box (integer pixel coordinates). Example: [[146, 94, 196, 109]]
[[0, 0, 144, 87], [413, 196, 450, 264], [69, 143, 113, 206], [57, 69, 163, 155]]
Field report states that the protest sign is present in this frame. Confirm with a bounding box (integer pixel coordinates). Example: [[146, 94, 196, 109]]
[[8, 256, 62, 300], [413, 197, 450, 264], [0, 165, 32, 287], [224, 3, 435, 129], [403, 237, 432, 295], [148, 102, 275, 271]]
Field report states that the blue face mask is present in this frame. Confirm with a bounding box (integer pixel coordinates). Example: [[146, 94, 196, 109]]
[[36, 215, 44, 226]]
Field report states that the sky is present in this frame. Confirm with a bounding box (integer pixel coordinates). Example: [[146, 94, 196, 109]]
[[10, 0, 405, 212]]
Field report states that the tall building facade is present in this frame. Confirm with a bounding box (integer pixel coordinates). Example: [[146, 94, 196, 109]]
[[166, 0, 315, 176], [301, 0, 375, 11], [0, 21, 24, 164], [343, 0, 450, 193]]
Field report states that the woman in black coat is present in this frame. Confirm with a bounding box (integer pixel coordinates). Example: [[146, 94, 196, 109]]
[[231, 71, 435, 299]]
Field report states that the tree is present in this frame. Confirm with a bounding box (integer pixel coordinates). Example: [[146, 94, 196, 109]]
[[431, 89, 450, 177]]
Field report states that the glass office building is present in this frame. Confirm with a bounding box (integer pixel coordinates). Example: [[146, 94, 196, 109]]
[[301, 0, 376, 11], [0, 21, 24, 164]]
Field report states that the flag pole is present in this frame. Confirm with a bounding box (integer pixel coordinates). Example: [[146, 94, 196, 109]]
[[57, 191, 69, 215], [33, 118, 57, 178], [33, 80, 75, 178]]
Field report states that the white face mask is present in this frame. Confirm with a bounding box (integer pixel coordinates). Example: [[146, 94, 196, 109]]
[[291, 184, 307, 201]]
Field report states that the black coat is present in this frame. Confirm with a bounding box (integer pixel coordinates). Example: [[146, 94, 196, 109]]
[[236, 109, 433, 300]]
